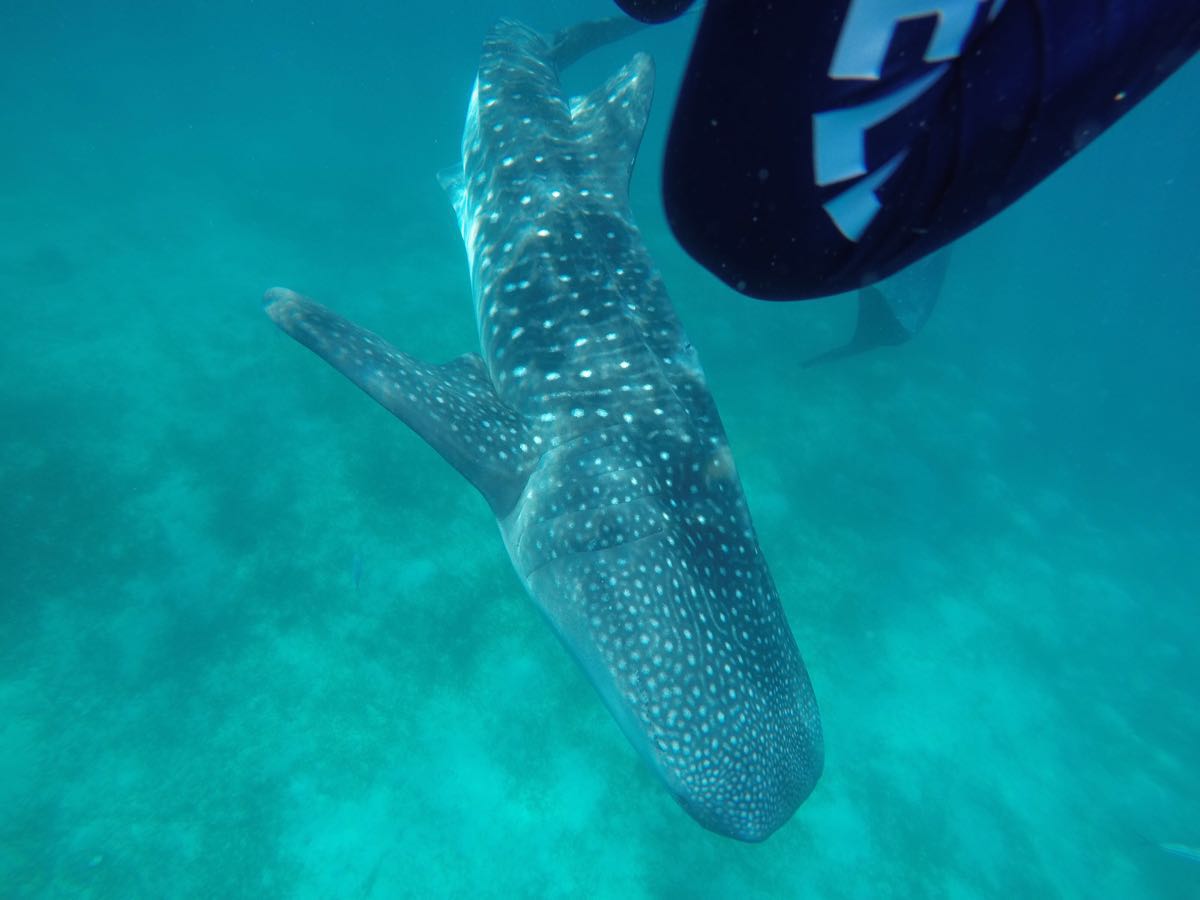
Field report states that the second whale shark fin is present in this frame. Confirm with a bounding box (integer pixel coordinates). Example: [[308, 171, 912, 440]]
[[568, 51, 655, 198], [264, 287, 537, 516]]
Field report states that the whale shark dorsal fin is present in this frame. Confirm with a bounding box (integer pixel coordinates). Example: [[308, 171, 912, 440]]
[[264, 287, 537, 516], [569, 52, 655, 197]]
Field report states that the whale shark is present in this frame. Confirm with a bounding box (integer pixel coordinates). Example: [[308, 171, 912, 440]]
[[264, 18, 822, 842]]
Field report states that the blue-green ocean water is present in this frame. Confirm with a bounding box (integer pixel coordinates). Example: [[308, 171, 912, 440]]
[[2, 2, 1197, 896]]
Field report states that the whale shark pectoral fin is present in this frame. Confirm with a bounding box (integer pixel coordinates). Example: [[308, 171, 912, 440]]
[[264, 287, 536, 515]]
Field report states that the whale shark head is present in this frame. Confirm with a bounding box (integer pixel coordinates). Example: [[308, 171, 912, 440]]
[[506, 435, 824, 841]]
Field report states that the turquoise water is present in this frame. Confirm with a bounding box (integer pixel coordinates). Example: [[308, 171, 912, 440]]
[[2, 2, 1197, 896]]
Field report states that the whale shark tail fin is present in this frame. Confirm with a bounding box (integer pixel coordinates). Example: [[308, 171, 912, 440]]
[[264, 288, 537, 516], [549, 15, 648, 71]]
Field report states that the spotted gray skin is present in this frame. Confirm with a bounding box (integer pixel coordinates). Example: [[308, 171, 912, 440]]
[[264, 19, 822, 841]]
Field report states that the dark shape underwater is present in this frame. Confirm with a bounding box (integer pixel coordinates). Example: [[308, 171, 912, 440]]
[[804, 248, 951, 366], [614, 0, 697, 25], [629, 0, 1199, 299]]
